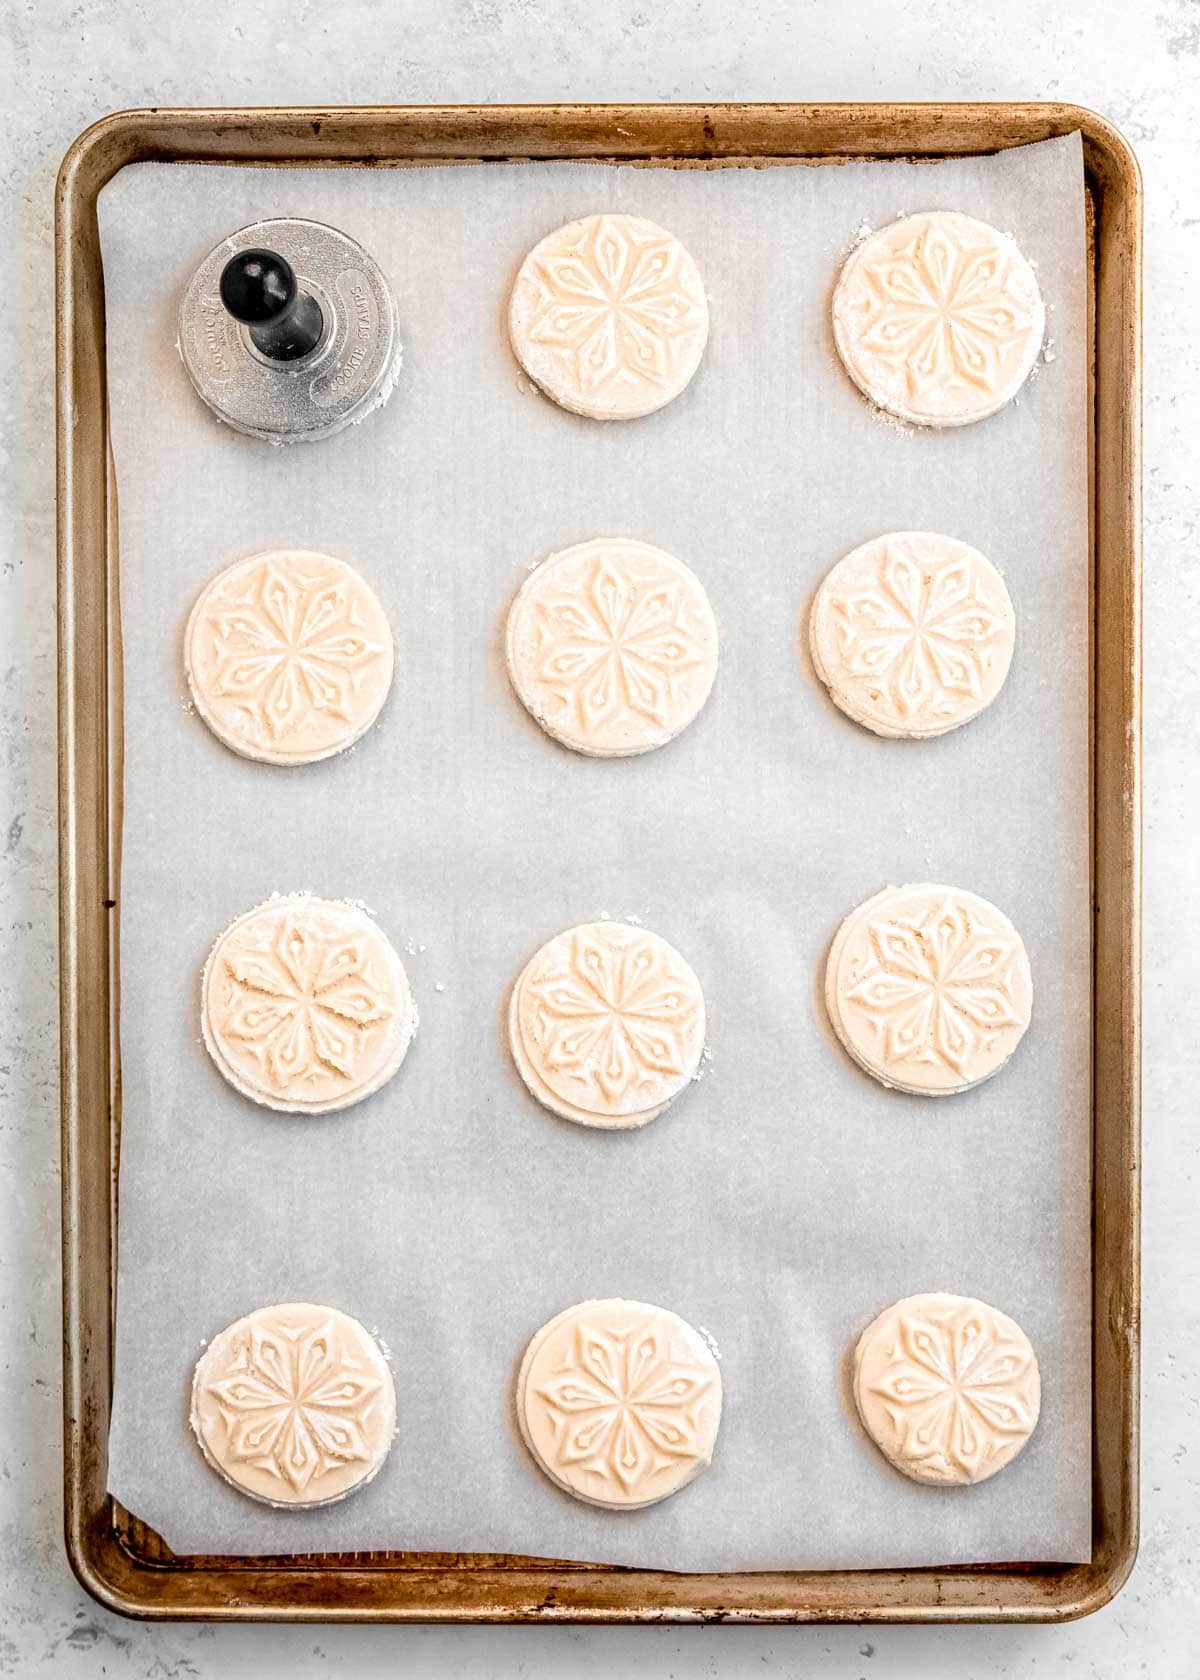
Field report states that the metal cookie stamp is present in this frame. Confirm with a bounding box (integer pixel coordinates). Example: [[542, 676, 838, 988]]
[[178, 218, 400, 443]]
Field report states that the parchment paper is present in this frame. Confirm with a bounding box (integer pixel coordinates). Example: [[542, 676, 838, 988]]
[[99, 135, 1091, 1568]]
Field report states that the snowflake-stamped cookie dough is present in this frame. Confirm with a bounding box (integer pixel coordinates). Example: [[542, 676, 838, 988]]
[[825, 883, 1032, 1095], [190, 1301, 397, 1506], [810, 531, 1015, 738], [201, 895, 415, 1114], [853, 1292, 1041, 1485], [832, 211, 1045, 427], [517, 1298, 723, 1508], [509, 921, 706, 1128], [185, 549, 394, 765], [506, 538, 719, 758], [509, 213, 709, 420]]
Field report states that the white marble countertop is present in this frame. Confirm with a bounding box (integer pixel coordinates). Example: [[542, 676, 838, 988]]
[[2, 1, 1195, 1674]]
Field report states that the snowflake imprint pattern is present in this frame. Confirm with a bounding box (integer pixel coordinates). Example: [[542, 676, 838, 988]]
[[510, 213, 709, 418], [856, 1294, 1040, 1485], [830, 885, 1032, 1094], [517, 922, 705, 1119], [834, 211, 1045, 425], [186, 550, 392, 763], [193, 1305, 395, 1504], [203, 897, 412, 1112], [521, 1301, 722, 1505], [507, 539, 718, 756], [812, 532, 1015, 737]]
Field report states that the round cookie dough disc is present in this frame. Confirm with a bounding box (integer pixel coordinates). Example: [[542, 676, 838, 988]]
[[506, 538, 719, 758], [190, 1301, 397, 1506], [185, 549, 394, 765], [853, 1292, 1041, 1485], [832, 211, 1045, 427], [809, 531, 1016, 739], [509, 921, 706, 1127], [201, 894, 415, 1114], [508, 213, 710, 420], [517, 1298, 723, 1508], [825, 883, 1032, 1095]]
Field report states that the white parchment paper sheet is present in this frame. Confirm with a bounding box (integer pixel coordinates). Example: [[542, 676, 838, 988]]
[[100, 135, 1090, 1568]]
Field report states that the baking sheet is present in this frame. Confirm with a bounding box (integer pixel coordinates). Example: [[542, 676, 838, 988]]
[[99, 135, 1091, 1569]]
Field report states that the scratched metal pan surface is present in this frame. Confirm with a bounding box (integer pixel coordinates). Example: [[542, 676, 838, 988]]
[[55, 102, 1141, 1623]]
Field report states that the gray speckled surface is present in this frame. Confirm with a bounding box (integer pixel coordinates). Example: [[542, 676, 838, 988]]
[[2, 0, 1195, 1673]]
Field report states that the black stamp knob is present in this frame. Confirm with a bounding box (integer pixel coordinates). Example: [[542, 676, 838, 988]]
[[219, 248, 324, 362]]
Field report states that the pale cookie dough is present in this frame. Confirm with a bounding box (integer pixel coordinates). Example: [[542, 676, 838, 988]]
[[509, 921, 705, 1128], [185, 549, 393, 765], [517, 1298, 722, 1508], [190, 1301, 397, 1506], [832, 211, 1045, 427], [506, 538, 718, 758], [853, 1292, 1041, 1486], [509, 213, 710, 420], [809, 531, 1016, 738], [825, 884, 1032, 1095], [201, 894, 415, 1114]]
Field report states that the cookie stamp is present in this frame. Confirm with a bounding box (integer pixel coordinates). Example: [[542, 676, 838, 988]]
[[179, 219, 401, 443]]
